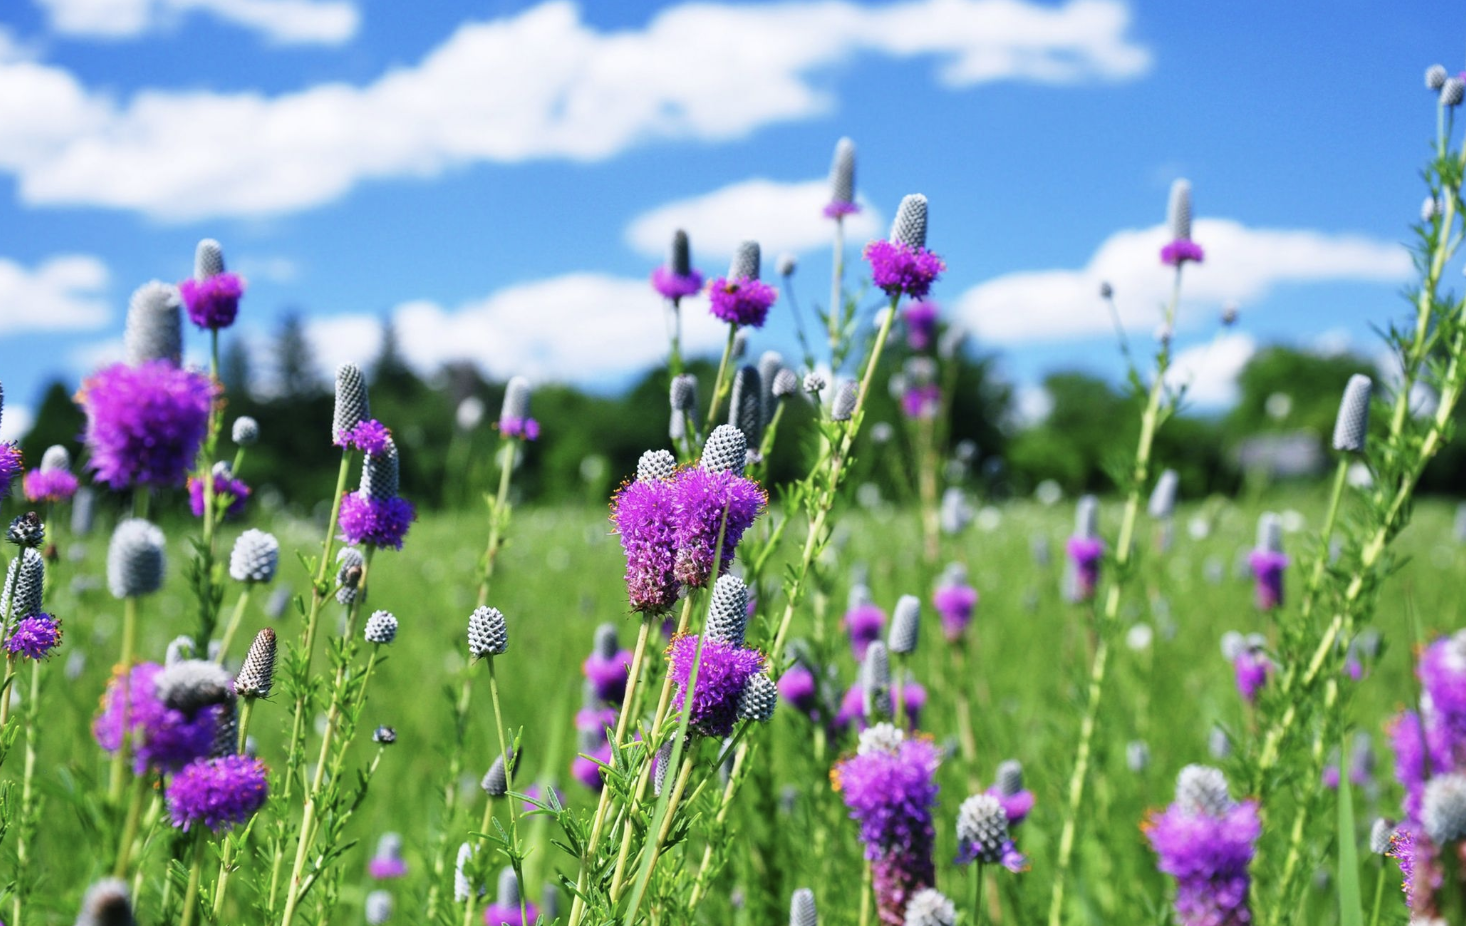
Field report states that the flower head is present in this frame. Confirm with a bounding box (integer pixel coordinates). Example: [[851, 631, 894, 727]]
[[825, 137, 859, 217], [94, 662, 221, 773], [670, 465, 766, 588], [843, 588, 887, 661], [124, 281, 183, 366], [333, 363, 371, 441], [229, 529, 279, 584], [188, 469, 251, 520], [107, 518, 166, 599], [178, 272, 244, 331], [611, 475, 680, 613], [955, 793, 1025, 870], [654, 229, 704, 299], [988, 759, 1036, 826], [166, 754, 268, 831], [903, 302, 939, 351], [708, 277, 778, 328], [369, 832, 408, 879], [1144, 765, 1260, 926], [932, 579, 978, 643], [334, 418, 392, 454], [338, 493, 415, 550], [667, 633, 766, 738], [583, 623, 633, 702], [23, 467, 79, 503], [6, 613, 61, 659], [79, 361, 214, 490]]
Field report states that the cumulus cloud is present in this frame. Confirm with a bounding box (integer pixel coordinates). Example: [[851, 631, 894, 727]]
[[35, 0, 359, 45], [1163, 332, 1256, 408], [955, 219, 1412, 344], [626, 178, 882, 263], [0, 403, 33, 442], [0, 254, 110, 334], [0, 0, 1149, 219], [305, 273, 729, 385]]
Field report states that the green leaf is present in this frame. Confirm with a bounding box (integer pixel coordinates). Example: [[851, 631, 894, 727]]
[[1337, 749, 1364, 926]]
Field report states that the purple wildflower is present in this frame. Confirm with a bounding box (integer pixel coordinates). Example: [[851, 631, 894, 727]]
[[166, 754, 268, 831], [1247, 551, 1288, 610], [575, 705, 618, 737], [1065, 537, 1104, 602], [611, 477, 680, 613], [667, 634, 765, 738], [188, 472, 251, 520], [903, 302, 939, 351], [584, 648, 633, 703], [339, 493, 416, 550], [1161, 239, 1206, 267], [0, 442, 22, 499], [901, 384, 941, 420], [824, 200, 861, 218], [334, 419, 392, 455], [78, 361, 214, 490], [23, 468, 78, 503], [955, 793, 1027, 871], [652, 266, 705, 300], [707, 277, 778, 328], [833, 727, 940, 926], [499, 417, 539, 441], [778, 663, 820, 719], [1144, 769, 1260, 926], [932, 582, 978, 643], [485, 902, 539, 926], [836, 681, 926, 733], [94, 662, 221, 773], [843, 599, 887, 661], [178, 272, 244, 331], [572, 742, 613, 791], [1232, 647, 1272, 704], [864, 240, 944, 300], [6, 613, 61, 659], [670, 466, 766, 589], [987, 783, 1035, 829], [369, 855, 408, 879]]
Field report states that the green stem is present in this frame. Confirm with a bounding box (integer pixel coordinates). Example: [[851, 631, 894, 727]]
[[477, 438, 519, 608], [112, 772, 148, 878], [108, 596, 139, 803], [704, 325, 739, 431], [12, 659, 42, 926], [180, 832, 205, 926], [216, 586, 253, 663], [484, 657, 526, 926], [829, 215, 846, 364], [1367, 861, 1386, 926]]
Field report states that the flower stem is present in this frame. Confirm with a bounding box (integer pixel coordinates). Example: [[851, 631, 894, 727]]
[[477, 438, 519, 608], [704, 324, 739, 431], [215, 586, 253, 663], [180, 832, 205, 926], [107, 595, 139, 803], [829, 215, 846, 364]]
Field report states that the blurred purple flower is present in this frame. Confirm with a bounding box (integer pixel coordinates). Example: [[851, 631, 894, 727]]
[[79, 361, 214, 490], [188, 472, 251, 520], [94, 662, 221, 773], [652, 266, 704, 300], [708, 277, 778, 328], [178, 273, 244, 330], [1247, 551, 1288, 610], [863, 240, 944, 300], [166, 754, 268, 831], [932, 583, 978, 643], [23, 468, 78, 503], [903, 302, 939, 350]]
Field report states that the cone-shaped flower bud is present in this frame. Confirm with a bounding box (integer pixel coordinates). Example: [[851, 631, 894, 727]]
[[454, 843, 477, 902], [777, 252, 798, 276], [336, 547, 365, 605], [229, 529, 279, 583], [1176, 764, 1233, 816], [496, 867, 522, 909], [707, 573, 750, 645], [364, 610, 398, 644], [211, 699, 239, 757], [1167, 179, 1193, 241], [361, 439, 400, 500], [701, 424, 748, 475], [1127, 740, 1150, 772], [156, 659, 234, 715], [8, 547, 44, 618], [501, 376, 532, 424], [1256, 512, 1282, 553], [1075, 495, 1099, 539], [956, 794, 1010, 864], [636, 449, 676, 483], [857, 721, 904, 755], [373, 725, 396, 744], [1423, 773, 1466, 846], [803, 372, 826, 394], [730, 240, 761, 280], [671, 373, 698, 412], [654, 739, 673, 796], [888, 594, 920, 654], [481, 749, 515, 796], [1332, 374, 1372, 452], [593, 622, 619, 660], [1369, 817, 1395, 856], [790, 887, 818, 926], [831, 380, 859, 421], [772, 368, 799, 398], [195, 238, 225, 280], [861, 640, 891, 719], [737, 672, 777, 722], [891, 194, 928, 250], [759, 350, 784, 413], [365, 890, 393, 926], [6, 511, 43, 548], [1148, 469, 1179, 519], [333, 364, 371, 441], [729, 365, 764, 450], [236, 628, 277, 699], [830, 137, 856, 206], [1428, 64, 1449, 90], [904, 888, 956, 926], [671, 228, 692, 277], [468, 606, 508, 657], [996, 760, 1024, 797], [1444, 77, 1465, 107], [75, 877, 136, 926], [124, 282, 182, 366], [232, 416, 259, 446], [41, 444, 70, 472], [107, 518, 166, 599]]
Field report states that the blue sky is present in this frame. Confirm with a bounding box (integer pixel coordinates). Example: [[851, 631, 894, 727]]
[[0, 0, 1455, 439]]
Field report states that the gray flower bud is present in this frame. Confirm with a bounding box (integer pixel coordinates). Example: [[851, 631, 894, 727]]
[[1428, 64, 1449, 90], [501, 376, 532, 424], [1099, 281, 1114, 299], [729, 365, 764, 450], [194, 238, 225, 280], [1423, 773, 1466, 845], [1148, 469, 1179, 519], [365, 890, 393, 926], [1126, 740, 1150, 772], [1369, 817, 1396, 856], [1176, 764, 1232, 817], [481, 749, 515, 796], [701, 424, 747, 475], [758, 351, 785, 419], [229, 529, 279, 583], [637, 449, 676, 483], [706, 574, 750, 646], [235, 628, 277, 699], [107, 518, 166, 599], [364, 610, 398, 645], [861, 641, 891, 719], [495, 868, 522, 910], [772, 368, 799, 398], [831, 380, 858, 421], [671, 374, 698, 411], [1167, 179, 1193, 241], [654, 739, 673, 797], [75, 877, 136, 926], [1075, 495, 1099, 540], [335, 547, 365, 606], [1443, 77, 1465, 107], [1332, 374, 1372, 452], [453, 843, 478, 902], [776, 252, 798, 277], [360, 439, 400, 500], [40, 444, 70, 472], [737, 673, 777, 723], [1256, 512, 1283, 553], [955, 793, 1010, 864], [730, 240, 761, 281], [903, 888, 955, 926], [468, 606, 508, 657], [790, 887, 818, 926], [211, 698, 239, 757], [670, 229, 692, 278], [71, 487, 96, 536], [995, 759, 1024, 797], [8, 547, 44, 618], [333, 363, 370, 439], [803, 372, 826, 394], [124, 281, 182, 366], [890, 194, 928, 250], [155, 659, 234, 715], [232, 416, 259, 446], [888, 594, 920, 654], [857, 722, 904, 756], [829, 137, 856, 206]]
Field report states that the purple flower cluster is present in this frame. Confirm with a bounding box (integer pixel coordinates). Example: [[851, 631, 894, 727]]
[[178, 272, 244, 330], [166, 754, 268, 831], [842, 599, 886, 660], [900, 384, 941, 420], [1065, 536, 1104, 602], [778, 663, 821, 720], [1232, 647, 1272, 704], [611, 476, 681, 613], [583, 649, 633, 703], [499, 417, 540, 441], [932, 582, 978, 643], [1247, 551, 1288, 610], [1161, 239, 1206, 266], [863, 240, 945, 300], [903, 302, 939, 351], [671, 467, 766, 588], [836, 681, 926, 733], [23, 468, 79, 503], [188, 472, 251, 520], [339, 493, 416, 550], [0, 442, 22, 499], [94, 662, 223, 773], [667, 634, 765, 738], [334, 419, 392, 454], [79, 361, 214, 490], [484, 901, 540, 926], [651, 266, 704, 301], [6, 613, 61, 659], [834, 729, 940, 926], [707, 277, 778, 328], [1144, 786, 1260, 926], [824, 200, 861, 219]]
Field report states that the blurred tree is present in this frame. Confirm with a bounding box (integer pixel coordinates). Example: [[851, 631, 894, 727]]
[[274, 310, 319, 400], [18, 380, 86, 470]]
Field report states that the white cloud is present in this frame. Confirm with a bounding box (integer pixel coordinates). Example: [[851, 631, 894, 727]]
[[0, 404, 32, 442], [1163, 332, 1256, 407], [956, 219, 1412, 344], [626, 178, 882, 263], [305, 273, 729, 385], [35, 0, 359, 45], [233, 254, 299, 284], [0, 254, 110, 333], [1, 0, 1149, 219]]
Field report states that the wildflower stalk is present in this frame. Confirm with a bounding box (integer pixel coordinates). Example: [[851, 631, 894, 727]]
[[180, 831, 205, 926], [215, 586, 253, 664], [829, 214, 846, 361], [107, 595, 139, 802], [704, 325, 739, 430], [1047, 265, 1185, 926], [11, 659, 42, 926], [112, 771, 148, 877], [476, 655, 525, 926]]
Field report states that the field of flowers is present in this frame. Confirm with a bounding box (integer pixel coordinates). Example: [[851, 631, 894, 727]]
[[6, 59, 1466, 926]]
